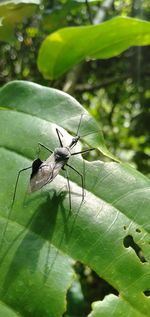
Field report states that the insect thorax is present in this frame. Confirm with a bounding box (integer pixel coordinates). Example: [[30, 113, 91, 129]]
[[54, 147, 70, 162]]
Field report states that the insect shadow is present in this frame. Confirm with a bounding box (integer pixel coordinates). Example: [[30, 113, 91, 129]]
[[1, 187, 72, 290], [1, 114, 95, 252]]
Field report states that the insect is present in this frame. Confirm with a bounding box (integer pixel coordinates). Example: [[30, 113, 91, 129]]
[[0, 114, 95, 252], [11, 114, 95, 212]]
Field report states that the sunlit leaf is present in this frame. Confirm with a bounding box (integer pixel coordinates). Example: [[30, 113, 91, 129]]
[[38, 16, 150, 79]]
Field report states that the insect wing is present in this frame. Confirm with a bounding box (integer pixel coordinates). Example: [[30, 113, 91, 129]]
[[29, 153, 63, 192]]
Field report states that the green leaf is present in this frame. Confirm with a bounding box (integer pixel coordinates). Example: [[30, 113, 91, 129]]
[[88, 295, 145, 317], [0, 81, 150, 316], [0, 80, 111, 158], [38, 16, 150, 79], [0, 0, 40, 42]]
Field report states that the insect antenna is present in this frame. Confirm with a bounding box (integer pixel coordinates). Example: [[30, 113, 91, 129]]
[[76, 113, 84, 137], [67, 114, 96, 204], [56, 128, 64, 147]]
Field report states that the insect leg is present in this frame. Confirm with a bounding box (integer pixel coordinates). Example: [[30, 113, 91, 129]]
[[1, 165, 32, 248], [66, 163, 84, 202], [12, 166, 32, 208], [63, 167, 71, 211], [71, 148, 95, 156], [56, 128, 63, 147], [37, 142, 53, 156]]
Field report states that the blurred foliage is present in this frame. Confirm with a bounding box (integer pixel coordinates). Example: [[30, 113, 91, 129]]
[[0, 0, 40, 42], [0, 0, 150, 316], [0, 0, 149, 176]]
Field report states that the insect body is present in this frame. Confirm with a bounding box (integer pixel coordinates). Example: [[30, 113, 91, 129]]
[[30, 149, 69, 192], [13, 115, 95, 211], [30, 136, 79, 193]]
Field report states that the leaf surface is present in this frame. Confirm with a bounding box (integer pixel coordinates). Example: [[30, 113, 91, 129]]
[[0, 81, 150, 316]]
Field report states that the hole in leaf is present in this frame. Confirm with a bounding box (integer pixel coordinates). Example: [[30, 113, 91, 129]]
[[123, 235, 147, 263], [144, 290, 150, 297], [136, 228, 141, 233], [68, 262, 119, 315]]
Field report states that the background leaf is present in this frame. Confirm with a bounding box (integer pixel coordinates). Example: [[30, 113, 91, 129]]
[[38, 16, 150, 79], [0, 0, 40, 42], [0, 81, 150, 316]]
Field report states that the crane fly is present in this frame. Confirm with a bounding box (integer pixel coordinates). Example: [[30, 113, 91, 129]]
[[1, 114, 95, 248]]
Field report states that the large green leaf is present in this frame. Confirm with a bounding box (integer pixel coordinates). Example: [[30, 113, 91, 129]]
[[0, 0, 40, 42], [0, 81, 150, 316], [38, 16, 150, 79]]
